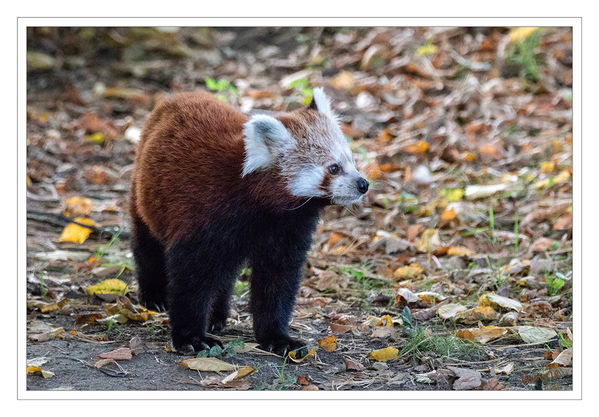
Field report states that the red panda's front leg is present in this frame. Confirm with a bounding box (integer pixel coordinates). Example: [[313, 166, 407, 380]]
[[249, 219, 316, 358]]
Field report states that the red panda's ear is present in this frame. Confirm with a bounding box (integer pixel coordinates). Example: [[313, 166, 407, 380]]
[[242, 115, 293, 177], [310, 87, 335, 120]]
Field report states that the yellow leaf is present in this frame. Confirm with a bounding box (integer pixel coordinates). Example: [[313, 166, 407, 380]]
[[455, 306, 499, 324], [58, 217, 95, 244], [441, 209, 457, 221], [221, 366, 256, 383], [463, 152, 476, 163], [416, 43, 438, 56], [457, 326, 507, 344], [318, 335, 337, 352], [368, 346, 399, 362], [541, 161, 555, 173], [447, 246, 474, 256], [178, 357, 237, 372], [64, 196, 93, 217], [288, 346, 317, 363], [509, 27, 539, 43], [440, 188, 464, 202], [393, 263, 423, 279], [40, 298, 68, 313], [86, 279, 129, 296], [329, 70, 354, 90], [376, 315, 394, 327], [85, 132, 105, 145], [27, 365, 41, 374]]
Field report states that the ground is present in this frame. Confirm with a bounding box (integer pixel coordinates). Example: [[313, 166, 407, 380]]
[[26, 27, 573, 391]]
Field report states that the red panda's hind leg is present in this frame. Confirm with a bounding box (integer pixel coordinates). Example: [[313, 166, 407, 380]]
[[131, 215, 168, 312]]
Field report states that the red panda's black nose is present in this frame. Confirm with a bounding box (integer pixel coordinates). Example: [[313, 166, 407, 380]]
[[357, 177, 369, 194]]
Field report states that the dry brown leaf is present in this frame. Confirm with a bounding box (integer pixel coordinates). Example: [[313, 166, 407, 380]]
[[343, 356, 365, 372], [178, 357, 237, 372], [97, 347, 132, 361]]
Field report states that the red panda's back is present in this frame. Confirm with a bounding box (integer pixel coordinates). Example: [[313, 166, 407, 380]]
[[132, 92, 249, 245]]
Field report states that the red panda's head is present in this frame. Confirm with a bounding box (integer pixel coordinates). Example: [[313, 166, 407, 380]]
[[241, 88, 368, 206]]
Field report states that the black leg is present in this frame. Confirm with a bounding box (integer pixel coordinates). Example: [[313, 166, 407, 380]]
[[208, 279, 236, 334], [249, 246, 309, 358], [165, 238, 240, 353], [131, 216, 168, 311]]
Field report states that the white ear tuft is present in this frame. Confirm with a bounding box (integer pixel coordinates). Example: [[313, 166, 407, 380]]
[[312, 87, 335, 120], [242, 114, 293, 176]]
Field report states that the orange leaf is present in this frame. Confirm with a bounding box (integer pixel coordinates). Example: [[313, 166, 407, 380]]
[[318, 335, 337, 352]]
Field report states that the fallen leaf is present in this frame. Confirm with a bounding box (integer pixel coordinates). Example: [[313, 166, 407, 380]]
[[515, 326, 557, 344], [64, 196, 93, 217], [288, 347, 317, 363], [396, 288, 420, 306], [40, 298, 68, 313], [403, 140, 429, 154], [330, 323, 352, 334], [509, 27, 539, 42], [329, 70, 355, 90], [58, 217, 95, 244], [438, 304, 467, 320], [529, 237, 556, 253], [481, 377, 504, 390], [465, 183, 513, 200], [94, 358, 116, 369], [494, 362, 514, 375], [368, 346, 398, 362], [448, 366, 482, 390], [456, 306, 499, 324], [97, 347, 132, 361], [447, 246, 474, 256], [441, 208, 457, 221], [457, 326, 507, 344], [178, 357, 237, 372], [393, 263, 423, 279], [318, 335, 337, 352], [416, 291, 447, 303], [86, 279, 129, 296], [440, 188, 464, 202], [547, 348, 572, 368], [478, 293, 522, 312], [343, 356, 365, 372], [221, 366, 255, 383], [417, 229, 441, 252]]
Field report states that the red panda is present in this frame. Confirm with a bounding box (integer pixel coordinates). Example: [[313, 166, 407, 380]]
[[130, 88, 368, 356]]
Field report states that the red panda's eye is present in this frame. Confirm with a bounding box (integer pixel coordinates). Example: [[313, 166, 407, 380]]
[[328, 164, 340, 175]]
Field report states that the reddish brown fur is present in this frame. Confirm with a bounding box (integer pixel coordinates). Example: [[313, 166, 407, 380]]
[[130, 92, 308, 246]]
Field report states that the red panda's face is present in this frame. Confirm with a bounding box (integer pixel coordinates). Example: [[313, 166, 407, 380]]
[[242, 88, 369, 206]]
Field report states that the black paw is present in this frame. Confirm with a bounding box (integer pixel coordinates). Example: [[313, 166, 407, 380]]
[[173, 335, 223, 354], [259, 337, 307, 358], [139, 295, 168, 312]]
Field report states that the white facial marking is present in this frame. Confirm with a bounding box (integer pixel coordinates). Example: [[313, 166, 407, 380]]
[[242, 114, 293, 176], [290, 165, 325, 197]]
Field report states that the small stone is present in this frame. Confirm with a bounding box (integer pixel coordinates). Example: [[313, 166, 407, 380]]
[[371, 362, 388, 371]]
